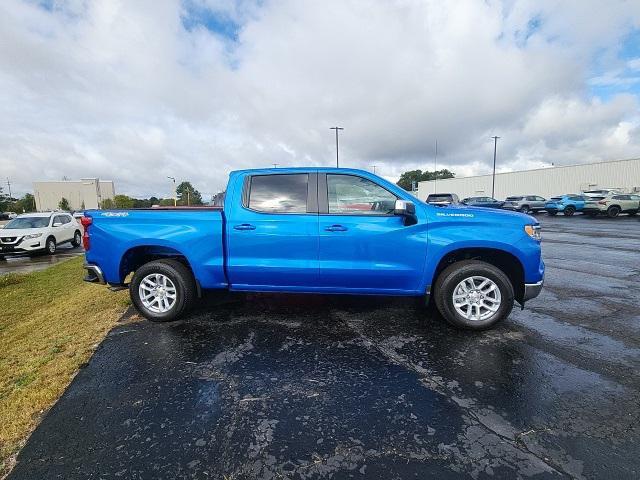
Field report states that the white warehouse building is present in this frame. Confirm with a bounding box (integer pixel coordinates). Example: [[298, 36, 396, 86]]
[[33, 178, 116, 211], [416, 158, 640, 201]]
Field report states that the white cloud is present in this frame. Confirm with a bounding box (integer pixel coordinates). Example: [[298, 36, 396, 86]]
[[0, 0, 639, 199]]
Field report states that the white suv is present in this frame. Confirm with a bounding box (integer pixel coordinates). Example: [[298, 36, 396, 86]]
[[0, 212, 82, 258]]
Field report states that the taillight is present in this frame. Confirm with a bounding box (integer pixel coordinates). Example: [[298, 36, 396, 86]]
[[80, 216, 92, 251]]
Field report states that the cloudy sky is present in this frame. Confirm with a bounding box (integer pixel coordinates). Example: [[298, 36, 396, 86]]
[[1, 0, 639, 200]]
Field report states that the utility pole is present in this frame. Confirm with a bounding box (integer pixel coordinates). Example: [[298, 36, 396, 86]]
[[6, 178, 11, 200], [491, 136, 499, 199], [272, 163, 279, 168], [434, 140, 438, 194], [330, 127, 344, 168], [167, 176, 176, 206], [186, 187, 191, 206], [371, 165, 377, 174]]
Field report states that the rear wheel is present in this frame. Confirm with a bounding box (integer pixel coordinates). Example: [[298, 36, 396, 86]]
[[71, 230, 82, 247], [629, 210, 638, 216], [563, 206, 576, 216], [519, 205, 530, 214], [607, 206, 620, 218], [434, 260, 514, 330], [130, 259, 196, 322]]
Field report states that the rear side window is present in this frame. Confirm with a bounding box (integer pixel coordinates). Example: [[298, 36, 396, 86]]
[[327, 174, 397, 215], [248, 174, 308, 213], [506, 196, 523, 201]]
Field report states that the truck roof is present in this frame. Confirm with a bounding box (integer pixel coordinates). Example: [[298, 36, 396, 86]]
[[229, 167, 373, 175]]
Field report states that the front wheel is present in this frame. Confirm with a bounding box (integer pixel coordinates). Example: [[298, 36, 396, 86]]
[[434, 260, 514, 330], [45, 237, 56, 255], [563, 206, 576, 216], [130, 259, 196, 322]]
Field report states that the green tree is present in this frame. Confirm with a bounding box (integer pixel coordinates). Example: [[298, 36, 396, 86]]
[[101, 198, 115, 209], [113, 195, 134, 209], [159, 198, 175, 206], [396, 169, 455, 191], [176, 181, 203, 205], [58, 197, 70, 211], [15, 193, 36, 213], [0, 186, 8, 212]]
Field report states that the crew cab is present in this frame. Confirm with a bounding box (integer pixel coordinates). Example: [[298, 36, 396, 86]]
[[0, 212, 82, 259], [82, 168, 544, 330]]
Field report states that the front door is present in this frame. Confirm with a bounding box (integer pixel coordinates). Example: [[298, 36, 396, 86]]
[[226, 173, 319, 290], [318, 173, 427, 294]]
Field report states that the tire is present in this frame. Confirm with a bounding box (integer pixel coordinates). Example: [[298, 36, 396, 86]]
[[629, 210, 638, 216], [45, 236, 56, 255], [607, 206, 620, 218], [563, 206, 576, 216], [519, 205, 530, 214], [434, 260, 515, 331], [71, 230, 82, 248], [129, 259, 196, 322]]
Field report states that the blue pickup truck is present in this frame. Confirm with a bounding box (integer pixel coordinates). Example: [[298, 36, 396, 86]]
[[82, 168, 544, 330]]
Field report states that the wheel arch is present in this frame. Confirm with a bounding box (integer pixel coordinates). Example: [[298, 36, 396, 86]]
[[119, 245, 196, 288], [432, 247, 525, 303]]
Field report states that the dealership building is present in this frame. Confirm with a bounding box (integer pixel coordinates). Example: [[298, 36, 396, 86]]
[[416, 157, 640, 201], [33, 178, 116, 211]]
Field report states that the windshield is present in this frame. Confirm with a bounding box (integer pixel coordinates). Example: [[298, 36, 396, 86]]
[[427, 195, 453, 202], [4, 217, 50, 229]]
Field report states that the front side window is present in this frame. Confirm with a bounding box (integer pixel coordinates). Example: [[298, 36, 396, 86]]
[[248, 174, 308, 213], [327, 174, 397, 215]]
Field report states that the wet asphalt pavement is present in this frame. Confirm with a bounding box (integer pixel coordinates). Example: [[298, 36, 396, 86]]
[[8, 215, 640, 479], [0, 244, 84, 275]]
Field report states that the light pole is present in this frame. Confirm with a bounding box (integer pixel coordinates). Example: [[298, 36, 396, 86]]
[[330, 127, 344, 168], [491, 136, 499, 199], [433, 140, 438, 194], [167, 176, 176, 207], [6, 178, 11, 200], [272, 163, 279, 168], [371, 165, 377, 174]]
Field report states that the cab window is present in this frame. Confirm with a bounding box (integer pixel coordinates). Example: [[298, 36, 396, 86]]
[[248, 174, 308, 213], [327, 174, 397, 215]]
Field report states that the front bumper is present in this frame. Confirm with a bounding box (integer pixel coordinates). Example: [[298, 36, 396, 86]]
[[523, 280, 543, 302], [0, 241, 43, 254], [83, 263, 106, 284]]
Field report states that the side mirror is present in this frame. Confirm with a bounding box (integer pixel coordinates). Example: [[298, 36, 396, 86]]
[[394, 199, 415, 216], [53, 222, 62, 227], [394, 200, 417, 226]]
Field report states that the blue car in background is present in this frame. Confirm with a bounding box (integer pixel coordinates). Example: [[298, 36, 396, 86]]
[[545, 194, 587, 216]]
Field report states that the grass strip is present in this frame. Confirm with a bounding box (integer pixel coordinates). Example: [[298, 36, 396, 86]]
[[0, 256, 130, 476]]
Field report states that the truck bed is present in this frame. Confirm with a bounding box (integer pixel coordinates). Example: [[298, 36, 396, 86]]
[[84, 209, 227, 289]]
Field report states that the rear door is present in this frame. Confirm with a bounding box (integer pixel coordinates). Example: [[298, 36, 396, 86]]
[[317, 173, 426, 293], [226, 173, 320, 289], [51, 215, 69, 243]]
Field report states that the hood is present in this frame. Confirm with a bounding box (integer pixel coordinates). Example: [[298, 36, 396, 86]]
[[432, 203, 536, 225]]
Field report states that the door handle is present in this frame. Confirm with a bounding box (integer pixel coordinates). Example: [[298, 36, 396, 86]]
[[234, 223, 256, 231], [324, 224, 348, 232]]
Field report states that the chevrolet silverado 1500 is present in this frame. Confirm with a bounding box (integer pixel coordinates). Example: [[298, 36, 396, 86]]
[[82, 168, 544, 330]]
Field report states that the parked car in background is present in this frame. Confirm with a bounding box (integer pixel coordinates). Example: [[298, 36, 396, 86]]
[[82, 167, 544, 330], [583, 193, 640, 218], [502, 196, 546, 214], [461, 197, 505, 209], [0, 212, 82, 259], [544, 194, 587, 216], [6, 212, 17, 219], [426, 193, 459, 205], [582, 188, 624, 198]]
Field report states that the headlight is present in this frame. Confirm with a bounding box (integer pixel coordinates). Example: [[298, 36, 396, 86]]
[[524, 225, 541, 241], [23, 233, 43, 240]]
